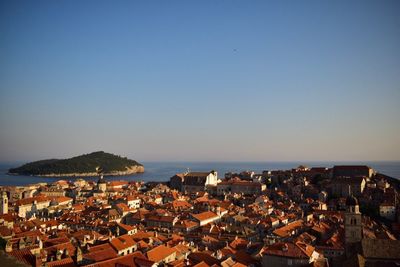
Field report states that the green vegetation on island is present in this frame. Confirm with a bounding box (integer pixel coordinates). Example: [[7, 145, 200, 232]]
[[8, 151, 144, 176]]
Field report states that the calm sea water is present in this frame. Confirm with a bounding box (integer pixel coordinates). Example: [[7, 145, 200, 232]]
[[0, 161, 399, 186]]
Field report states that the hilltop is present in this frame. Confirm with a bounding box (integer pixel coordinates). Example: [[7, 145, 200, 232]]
[[8, 151, 144, 177]]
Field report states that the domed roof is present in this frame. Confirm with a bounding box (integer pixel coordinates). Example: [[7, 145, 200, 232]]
[[346, 195, 358, 206]]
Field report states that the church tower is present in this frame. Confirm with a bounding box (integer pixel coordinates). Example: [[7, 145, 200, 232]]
[[96, 166, 107, 192], [97, 175, 107, 192], [345, 195, 362, 255], [1, 191, 8, 214]]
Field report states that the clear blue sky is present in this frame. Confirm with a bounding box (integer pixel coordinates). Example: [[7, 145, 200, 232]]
[[0, 0, 399, 162]]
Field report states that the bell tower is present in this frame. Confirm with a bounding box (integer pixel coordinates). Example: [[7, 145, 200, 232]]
[[345, 195, 362, 255], [1, 191, 8, 214], [96, 166, 107, 192]]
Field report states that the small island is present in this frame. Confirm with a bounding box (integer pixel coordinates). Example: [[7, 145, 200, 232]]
[[8, 151, 144, 177]]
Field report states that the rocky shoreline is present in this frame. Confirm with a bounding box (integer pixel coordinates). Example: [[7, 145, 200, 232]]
[[8, 165, 144, 177]]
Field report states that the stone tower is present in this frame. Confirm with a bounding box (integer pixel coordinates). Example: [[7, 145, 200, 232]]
[[0, 191, 8, 214], [96, 166, 107, 192], [345, 195, 362, 255], [97, 175, 107, 192]]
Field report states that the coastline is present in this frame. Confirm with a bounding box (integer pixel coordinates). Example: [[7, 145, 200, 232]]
[[6, 165, 145, 178], [1, 161, 399, 187]]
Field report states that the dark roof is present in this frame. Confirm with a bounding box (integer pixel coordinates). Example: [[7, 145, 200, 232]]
[[146, 215, 176, 223], [7, 247, 36, 266], [0, 251, 30, 267], [334, 165, 371, 171], [361, 239, 400, 260], [185, 172, 212, 178], [334, 177, 365, 185], [263, 242, 310, 259], [174, 171, 216, 186], [333, 165, 372, 178], [183, 177, 207, 186], [84, 251, 147, 267], [188, 252, 220, 266], [346, 195, 358, 206]]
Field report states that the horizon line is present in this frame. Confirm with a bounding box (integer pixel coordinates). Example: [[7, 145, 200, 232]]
[[1, 159, 400, 166]]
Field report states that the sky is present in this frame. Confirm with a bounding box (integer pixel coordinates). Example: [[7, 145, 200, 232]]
[[0, 0, 399, 163]]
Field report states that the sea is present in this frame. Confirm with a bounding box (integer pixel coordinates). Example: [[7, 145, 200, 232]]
[[0, 161, 400, 186]]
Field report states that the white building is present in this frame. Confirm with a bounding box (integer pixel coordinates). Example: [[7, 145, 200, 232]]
[[1, 192, 8, 214], [171, 171, 218, 193], [126, 196, 141, 209], [16, 195, 51, 218]]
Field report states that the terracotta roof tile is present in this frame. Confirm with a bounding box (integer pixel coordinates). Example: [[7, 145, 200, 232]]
[[110, 234, 136, 252], [192, 212, 219, 222], [147, 245, 176, 263], [45, 257, 76, 267], [84, 251, 148, 267]]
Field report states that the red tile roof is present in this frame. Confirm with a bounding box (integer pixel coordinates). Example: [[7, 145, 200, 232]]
[[273, 220, 304, 238], [46, 257, 76, 267], [8, 247, 36, 266], [16, 195, 50, 206], [192, 212, 219, 222], [51, 196, 73, 204], [84, 251, 148, 267], [263, 242, 315, 259], [110, 234, 136, 252], [147, 245, 176, 263], [85, 243, 117, 262]]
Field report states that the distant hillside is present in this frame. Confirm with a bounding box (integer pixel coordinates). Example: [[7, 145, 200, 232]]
[[8, 151, 144, 177]]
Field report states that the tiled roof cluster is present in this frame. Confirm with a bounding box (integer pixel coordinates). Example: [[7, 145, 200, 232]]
[[1, 164, 399, 267]]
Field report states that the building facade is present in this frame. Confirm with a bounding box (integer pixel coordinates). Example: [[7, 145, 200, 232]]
[[1, 192, 8, 214], [344, 196, 363, 255], [170, 171, 218, 193]]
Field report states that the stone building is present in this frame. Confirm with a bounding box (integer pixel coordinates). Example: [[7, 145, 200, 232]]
[[16, 195, 51, 218], [331, 177, 366, 197], [344, 195, 363, 255], [216, 179, 265, 196], [332, 165, 374, 179], [170, 171, 218, 193]]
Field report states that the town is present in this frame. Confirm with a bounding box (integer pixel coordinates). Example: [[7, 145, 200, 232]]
[[0, 165, 399, 267]]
